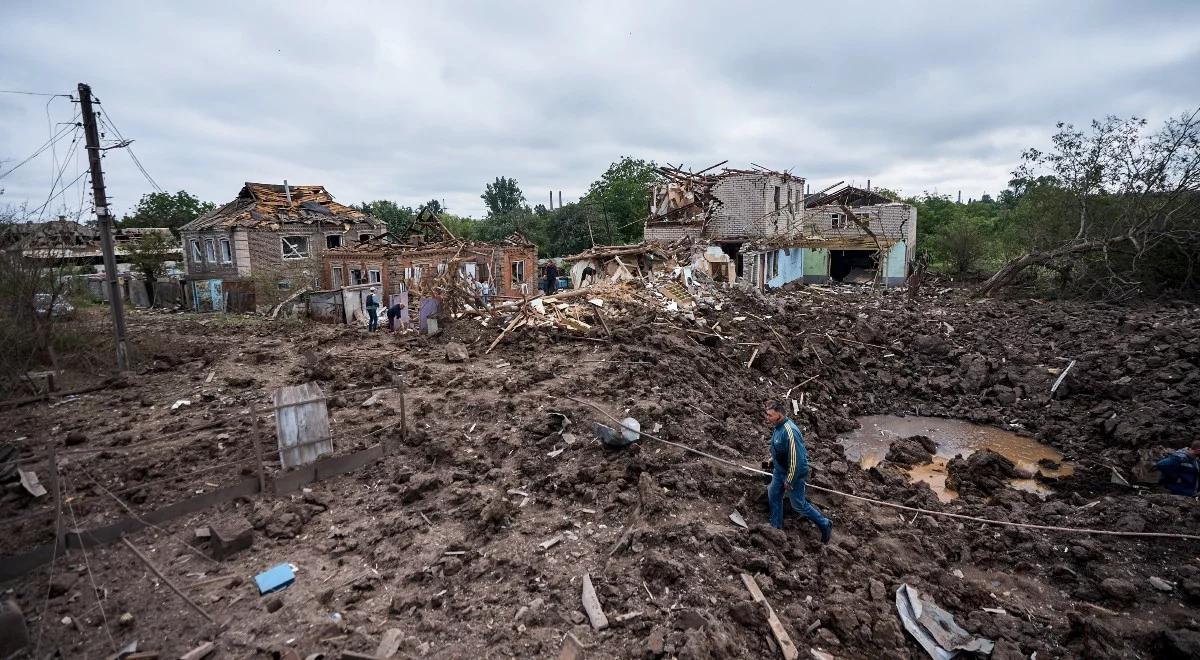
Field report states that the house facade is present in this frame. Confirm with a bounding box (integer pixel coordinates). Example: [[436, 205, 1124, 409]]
[[179, 182, 383, 311], [645, 166, 916, 288]]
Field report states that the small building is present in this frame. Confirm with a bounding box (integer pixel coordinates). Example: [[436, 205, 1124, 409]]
[[316, 210, 537, 325], [179, 182, 384, 311], [645, 166, 916, 288]]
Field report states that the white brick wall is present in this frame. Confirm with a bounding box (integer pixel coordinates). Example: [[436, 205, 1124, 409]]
[[802, 203, 915, 242], [708, 173, 805, 240]]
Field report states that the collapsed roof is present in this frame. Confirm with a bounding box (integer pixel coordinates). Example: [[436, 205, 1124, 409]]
[[182, 183, 381, 231]]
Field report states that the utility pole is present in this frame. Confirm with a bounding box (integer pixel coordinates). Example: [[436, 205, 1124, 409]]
[[79, 82, 129, 370]]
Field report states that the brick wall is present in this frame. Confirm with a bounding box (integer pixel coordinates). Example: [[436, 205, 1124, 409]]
[[320, 244, 537, 300], [180, 230, 241, 280], [802, 203, 915, 242], [707, 173, 805, 240]]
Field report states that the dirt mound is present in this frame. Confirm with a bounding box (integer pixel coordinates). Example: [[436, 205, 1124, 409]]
[[885, 434, 938, 466], [946, 449, 1018, 495]]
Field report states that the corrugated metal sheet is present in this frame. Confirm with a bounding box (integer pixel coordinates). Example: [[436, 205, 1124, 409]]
[[274, 383, 333, 469]]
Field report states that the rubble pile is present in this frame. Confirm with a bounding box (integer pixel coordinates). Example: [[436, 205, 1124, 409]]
[[3, 282, 1200, 658]]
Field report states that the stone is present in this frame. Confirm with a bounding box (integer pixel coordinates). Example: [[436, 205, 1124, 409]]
[[1099, 577, 1137, 603], [64, 431, 88, 446], [1149, 576, 1173, 592], [118, 612, 134, 627], [48, 572, 79, 598], [209, 515, 254, 560], [643, 628, 666, 659], [868, 578, 886, 601], [445, 342, 469, 363], [0, 599, 29, 657], [1158, 629, 1200, 660], [673, 610, 706, 630]]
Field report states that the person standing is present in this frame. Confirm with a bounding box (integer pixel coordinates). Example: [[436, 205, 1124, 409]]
[[545, 260, 559, 295], [1156, 440, 1200, 496], [764, 401, 832, 543], [365, 287, 380, 332]]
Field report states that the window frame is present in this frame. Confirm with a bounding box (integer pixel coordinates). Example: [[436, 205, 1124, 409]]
[[204, 238, 217, 263], [368, 269, 381, 283], [830, 212, 847, 230], [511, 260, 526, 283], [331, 266, 343, 288], [218, 237, 232, 264], [190, 239, 203, 263], [326, 234, 342, 249], [359, 233, 372, 243], [281, 235, 310, 260]]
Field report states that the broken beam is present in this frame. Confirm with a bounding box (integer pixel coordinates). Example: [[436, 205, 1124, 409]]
[[741, 573, 798, 660]]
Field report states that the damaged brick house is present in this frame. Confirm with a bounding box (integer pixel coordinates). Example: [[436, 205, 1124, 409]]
[[315, 210, 537, 324], [179, 182, 384, 311], [644, 165, 916, 287]]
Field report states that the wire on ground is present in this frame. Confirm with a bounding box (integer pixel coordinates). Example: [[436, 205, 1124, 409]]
[[566, 396, 1200, 543]]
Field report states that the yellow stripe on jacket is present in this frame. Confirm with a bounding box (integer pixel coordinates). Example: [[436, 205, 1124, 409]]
[[785, 422, 798, 484]]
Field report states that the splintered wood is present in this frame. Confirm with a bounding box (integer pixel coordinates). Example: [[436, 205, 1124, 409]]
[[741, 573, 798, 660], [581, 573, 609, 630]]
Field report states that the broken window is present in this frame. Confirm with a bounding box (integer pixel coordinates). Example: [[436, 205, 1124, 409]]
[[831, 213, 847, 230], [511, 260, 525, 284], [204, 238, 217, 262], [359, 233, 372, 243], [326, 234, 342, 249], [219, 238, 232, 263], [190, 240, 203, 263], [770, 250, 780, 279], [350, 269, 363, 285], [368, 269, 381, 283], [281, 236, 310, 260], [774, 186, 781, 212], [331, 266, 343, 288]]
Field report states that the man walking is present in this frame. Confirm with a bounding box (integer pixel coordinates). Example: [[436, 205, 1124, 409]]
[[765, 401, 832, 543], [545, 260, 559, 295], [365, 287, 380, 332], [1156, 440, 1200, 496]]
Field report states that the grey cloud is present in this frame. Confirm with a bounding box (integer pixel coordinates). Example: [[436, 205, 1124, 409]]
[[1, 0, 1198, 218]]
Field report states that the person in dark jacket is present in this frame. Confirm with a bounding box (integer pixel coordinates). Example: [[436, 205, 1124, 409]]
[[764, 401, 832, 543], [544, 261, 559, 294], [385, 301, 406, 333], [1156, 441, 1200, 496], [365, 288, 380, 331]]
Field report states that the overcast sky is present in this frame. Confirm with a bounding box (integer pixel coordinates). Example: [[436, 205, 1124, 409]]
[[2, 0, 1198, 220]]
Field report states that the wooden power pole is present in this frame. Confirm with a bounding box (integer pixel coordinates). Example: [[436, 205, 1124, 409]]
[[78, 82, 129, 370]]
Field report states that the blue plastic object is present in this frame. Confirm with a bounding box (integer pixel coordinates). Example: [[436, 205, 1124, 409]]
[[255, 563, 295, 595]]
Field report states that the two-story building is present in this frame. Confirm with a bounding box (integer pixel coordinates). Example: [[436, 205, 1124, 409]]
[[179, 182, 384, 311], [644, 166, 916, 288]]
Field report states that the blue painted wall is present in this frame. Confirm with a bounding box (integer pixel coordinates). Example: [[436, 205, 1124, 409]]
[[883, 242, 908, 284], [766, 248, 805, 288]]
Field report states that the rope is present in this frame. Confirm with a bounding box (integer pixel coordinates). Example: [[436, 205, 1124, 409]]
[[565, 397, 1200, 542]]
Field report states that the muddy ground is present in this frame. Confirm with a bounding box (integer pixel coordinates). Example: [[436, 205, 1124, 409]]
[[2, 282, 1200, 659]]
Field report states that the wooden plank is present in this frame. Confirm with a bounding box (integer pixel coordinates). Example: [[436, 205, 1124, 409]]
[[274, 383, 333, 469], [581, 572, 608, 630], [741, 573, 798, 660], [179, 642, 215, 660]]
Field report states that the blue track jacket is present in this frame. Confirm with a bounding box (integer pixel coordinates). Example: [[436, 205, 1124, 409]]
[[770, 419, 809, 485]]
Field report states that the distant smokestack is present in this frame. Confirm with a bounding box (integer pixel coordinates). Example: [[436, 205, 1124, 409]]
[[867, 179, 871, 192], [550, 190, 554, 210], [558, 190, 562, 208], [284, 180, 292, 205], [957, 190, 962, 204]]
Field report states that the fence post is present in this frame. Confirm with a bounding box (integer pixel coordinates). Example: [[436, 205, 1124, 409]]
[[251, 409, 269, 497], [395, 375, 407, 452], [46, 442, 64, 551]]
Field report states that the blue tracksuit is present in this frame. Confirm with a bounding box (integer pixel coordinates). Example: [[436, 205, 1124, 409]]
[[768, 419, 830, 532], [1156, 449, 1199, 496]]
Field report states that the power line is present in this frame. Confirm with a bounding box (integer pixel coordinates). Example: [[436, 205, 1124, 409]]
[[97, 109, 164, 194], [0, 118, 79, 181], [0, 90, 66, 97], [35, 128, 84, 220]]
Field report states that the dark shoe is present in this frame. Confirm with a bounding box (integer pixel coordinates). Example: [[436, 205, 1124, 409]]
[[820, 521, 833, 545]]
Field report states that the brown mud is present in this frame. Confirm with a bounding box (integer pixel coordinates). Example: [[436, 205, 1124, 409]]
[[3, 284, 1200, 659]]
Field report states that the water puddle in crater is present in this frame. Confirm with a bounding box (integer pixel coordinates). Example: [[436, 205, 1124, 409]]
[[837, 415, 1074, 502]]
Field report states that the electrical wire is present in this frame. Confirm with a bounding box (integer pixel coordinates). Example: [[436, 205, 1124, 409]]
[[0, 90, 64, 97], [34, 127, 84, 220], [567, 396, 1200, 543], [63, 475, 116, 651], [0, 119, 78, 181], [97, 110, 163, 194]]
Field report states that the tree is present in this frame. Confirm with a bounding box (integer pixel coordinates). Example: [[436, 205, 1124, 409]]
[[423, 199, 444, 215], [932, 214, 989, 277], [977, 110, 1200, 298], [355, 200, 416, 236], [481, 177, 526, 217], [120, 191, 214, 236], [124, 232, 176, 304], [582, 157, 657, 244]]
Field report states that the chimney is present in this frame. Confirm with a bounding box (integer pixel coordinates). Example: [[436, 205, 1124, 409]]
[[549, 190, 554, 210], [558, 190, 563, 208], [867, 179, 871, 192], [284, 180, 293, 205]]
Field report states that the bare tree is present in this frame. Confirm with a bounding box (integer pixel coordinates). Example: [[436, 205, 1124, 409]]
[[976, 110, 1200, 297], [0, 205, 77, 392]]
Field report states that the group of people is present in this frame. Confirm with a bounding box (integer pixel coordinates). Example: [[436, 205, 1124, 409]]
[[363, 287, 407, 333]]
